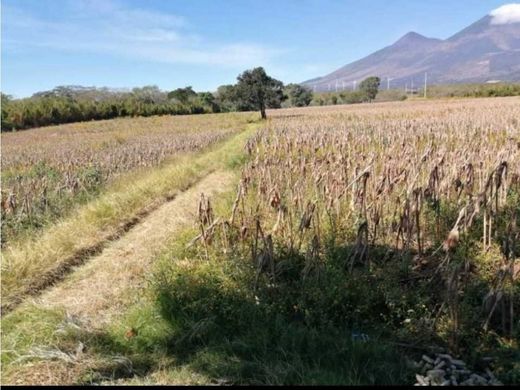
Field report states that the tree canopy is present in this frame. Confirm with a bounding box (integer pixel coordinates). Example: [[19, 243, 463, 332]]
[[167, 86, 197, 105], [234, 67, 285, 119], [359, 76, 381, 102], [285, 84, 313, 107]]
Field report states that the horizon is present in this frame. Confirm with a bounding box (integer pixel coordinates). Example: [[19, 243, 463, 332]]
[[1, 0, 518, 98]]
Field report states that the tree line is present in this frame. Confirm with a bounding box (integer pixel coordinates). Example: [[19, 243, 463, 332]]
[[1, 68, 381, 131], [1, 85, 220, 131]]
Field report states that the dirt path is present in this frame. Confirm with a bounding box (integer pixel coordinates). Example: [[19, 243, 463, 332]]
[[28, 170, 235, 328]]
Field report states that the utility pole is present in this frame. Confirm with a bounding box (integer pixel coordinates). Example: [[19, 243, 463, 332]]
[[424, 72, 428, 98]]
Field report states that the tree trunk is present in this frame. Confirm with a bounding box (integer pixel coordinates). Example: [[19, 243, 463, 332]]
[[260, 105, 267, 120]]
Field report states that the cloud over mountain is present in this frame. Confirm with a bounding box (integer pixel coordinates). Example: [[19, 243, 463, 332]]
[[490, 3, 520, 25]]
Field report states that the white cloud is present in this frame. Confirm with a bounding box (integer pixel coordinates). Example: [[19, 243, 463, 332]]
[[2, 0, 282, 68], [490, 3, 520, 25]]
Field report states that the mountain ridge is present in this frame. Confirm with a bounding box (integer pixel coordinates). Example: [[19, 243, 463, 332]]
[[302, 14, 520, 91]]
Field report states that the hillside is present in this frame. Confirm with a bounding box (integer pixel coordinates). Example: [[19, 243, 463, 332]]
[[303, 14, 520, 91]]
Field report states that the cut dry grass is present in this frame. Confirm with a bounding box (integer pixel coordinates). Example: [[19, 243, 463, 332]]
[[33, 170, 237, 327]]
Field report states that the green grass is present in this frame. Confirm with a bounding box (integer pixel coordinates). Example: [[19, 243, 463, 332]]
[[1, 305, 66, 367]]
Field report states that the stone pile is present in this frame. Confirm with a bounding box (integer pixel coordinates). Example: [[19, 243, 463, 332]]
[[413, 354, 503, 386]]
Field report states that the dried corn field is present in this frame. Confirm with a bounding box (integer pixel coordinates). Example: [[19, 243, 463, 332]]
[[238, 98, 520, 257], [192, 97, 520, 348], [3, 98, 520, 385], [1, 113, 253, 243]]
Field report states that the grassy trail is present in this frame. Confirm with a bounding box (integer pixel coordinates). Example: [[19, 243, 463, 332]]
[[1, 122, 259, 384], [33, 170, 236, 328], [1, 172, 237, 385], [1, 122, 258, 312]]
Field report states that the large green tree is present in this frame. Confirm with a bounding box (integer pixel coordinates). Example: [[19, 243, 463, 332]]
[[234, 67, 285, 119], [285, 83, 313, 107], [359, 76, 381, 102]]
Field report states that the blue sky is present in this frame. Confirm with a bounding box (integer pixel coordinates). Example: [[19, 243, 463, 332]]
[[1, 0, 513, 98]]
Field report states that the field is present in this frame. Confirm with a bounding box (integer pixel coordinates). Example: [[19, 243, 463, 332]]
[[1, 113, 253, 244], [1, 97, 519, 385], [1, 112, 255, 310]]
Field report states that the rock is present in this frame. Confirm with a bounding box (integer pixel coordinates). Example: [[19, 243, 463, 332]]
[[421, 363, 433, 375], [412, 353, 502, 386], [437, 353, 453, 361], [471, 374, 488, 385], [451, 358, 466, 367], [427, 370, 446, 385], [427, 369, 446, 380], [416, 374, 428, 385], [422, 354, 434, 364]]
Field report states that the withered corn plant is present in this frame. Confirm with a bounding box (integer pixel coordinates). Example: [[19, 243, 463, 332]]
[[192, 98, 520, 352]]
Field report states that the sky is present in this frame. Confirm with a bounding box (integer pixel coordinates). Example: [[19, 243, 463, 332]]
[[1, 0, 516, 98]]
